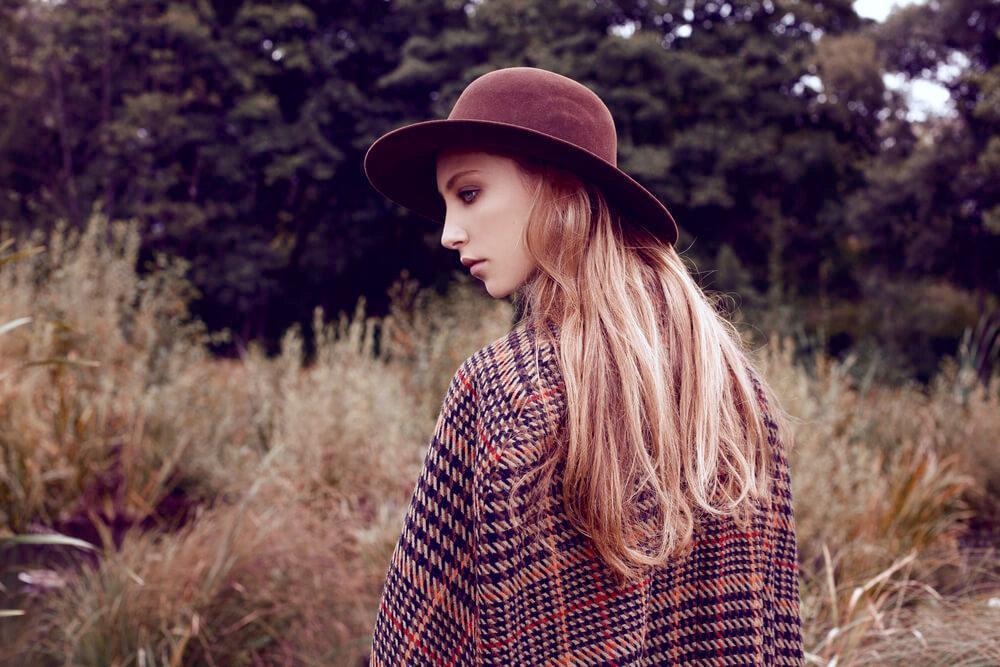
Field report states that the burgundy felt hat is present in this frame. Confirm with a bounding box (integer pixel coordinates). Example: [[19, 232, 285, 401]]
[[363, 66, 679, 246]]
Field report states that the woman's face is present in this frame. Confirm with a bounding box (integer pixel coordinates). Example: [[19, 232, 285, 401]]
[[435, 148, 538, 298]]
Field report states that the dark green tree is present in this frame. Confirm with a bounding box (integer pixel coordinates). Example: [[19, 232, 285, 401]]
[[1, 0, 993, 367], [851, 0, 1000, 300]]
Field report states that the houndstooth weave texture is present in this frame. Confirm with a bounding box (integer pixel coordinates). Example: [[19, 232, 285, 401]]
[[369, 320, 804, 666]]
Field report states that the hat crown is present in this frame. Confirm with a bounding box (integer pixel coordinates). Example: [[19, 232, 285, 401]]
[[447, 67, 618, 166]]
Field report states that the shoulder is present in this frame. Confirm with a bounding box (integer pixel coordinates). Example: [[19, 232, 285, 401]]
[[453, 321, 566, 486], [459, 319, 562, 409]]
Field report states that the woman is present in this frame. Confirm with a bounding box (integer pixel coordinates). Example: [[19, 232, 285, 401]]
[[363, 66, 804, 666]]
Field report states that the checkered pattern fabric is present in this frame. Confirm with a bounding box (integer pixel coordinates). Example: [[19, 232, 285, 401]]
[[369, 321, 804, 665]]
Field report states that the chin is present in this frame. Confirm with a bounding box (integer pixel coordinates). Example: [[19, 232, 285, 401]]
[[484, 280, 512, 299]]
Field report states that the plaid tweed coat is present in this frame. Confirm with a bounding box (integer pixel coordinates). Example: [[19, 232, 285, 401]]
[[369, 320, 804, 666]]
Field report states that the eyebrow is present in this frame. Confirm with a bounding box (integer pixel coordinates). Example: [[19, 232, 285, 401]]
[[439, 169, 481, 195]]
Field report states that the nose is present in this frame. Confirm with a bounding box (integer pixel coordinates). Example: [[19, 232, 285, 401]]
[[440, 215, 468, 250]]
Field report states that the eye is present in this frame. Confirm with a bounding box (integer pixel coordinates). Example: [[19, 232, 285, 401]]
[[458, 188, 479, 204]]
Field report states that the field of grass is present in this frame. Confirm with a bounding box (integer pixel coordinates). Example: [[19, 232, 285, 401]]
[[1, 215, 997, 665]]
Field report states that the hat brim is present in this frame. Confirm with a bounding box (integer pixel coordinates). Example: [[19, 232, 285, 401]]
[[363, 118, 678, 245]]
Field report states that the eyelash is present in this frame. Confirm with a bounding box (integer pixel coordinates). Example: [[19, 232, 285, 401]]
[[458, 188, 479, 204]]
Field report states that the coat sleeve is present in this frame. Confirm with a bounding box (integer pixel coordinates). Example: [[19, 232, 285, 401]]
[[370, 359, 481, 666]]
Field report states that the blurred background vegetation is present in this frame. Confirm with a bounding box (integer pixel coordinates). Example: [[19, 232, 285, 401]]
[[1, 0, 997, 380], [0, 0, 997, 665]]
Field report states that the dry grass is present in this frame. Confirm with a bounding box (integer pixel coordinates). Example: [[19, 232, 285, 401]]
[[1, 213, 997, 665], [757, 334, 1000, 665]]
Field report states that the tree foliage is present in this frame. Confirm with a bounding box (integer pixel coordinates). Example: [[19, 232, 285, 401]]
[[0, 0, 995, 376]]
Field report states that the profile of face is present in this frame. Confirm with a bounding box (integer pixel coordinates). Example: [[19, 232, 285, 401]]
[[435, 148, 539, 298]]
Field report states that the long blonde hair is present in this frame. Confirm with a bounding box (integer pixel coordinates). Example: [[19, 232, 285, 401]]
[[503, 151, 793, 587]]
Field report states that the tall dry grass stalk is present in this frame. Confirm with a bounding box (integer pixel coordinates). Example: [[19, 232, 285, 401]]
[[378, 269, 515, 420]]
